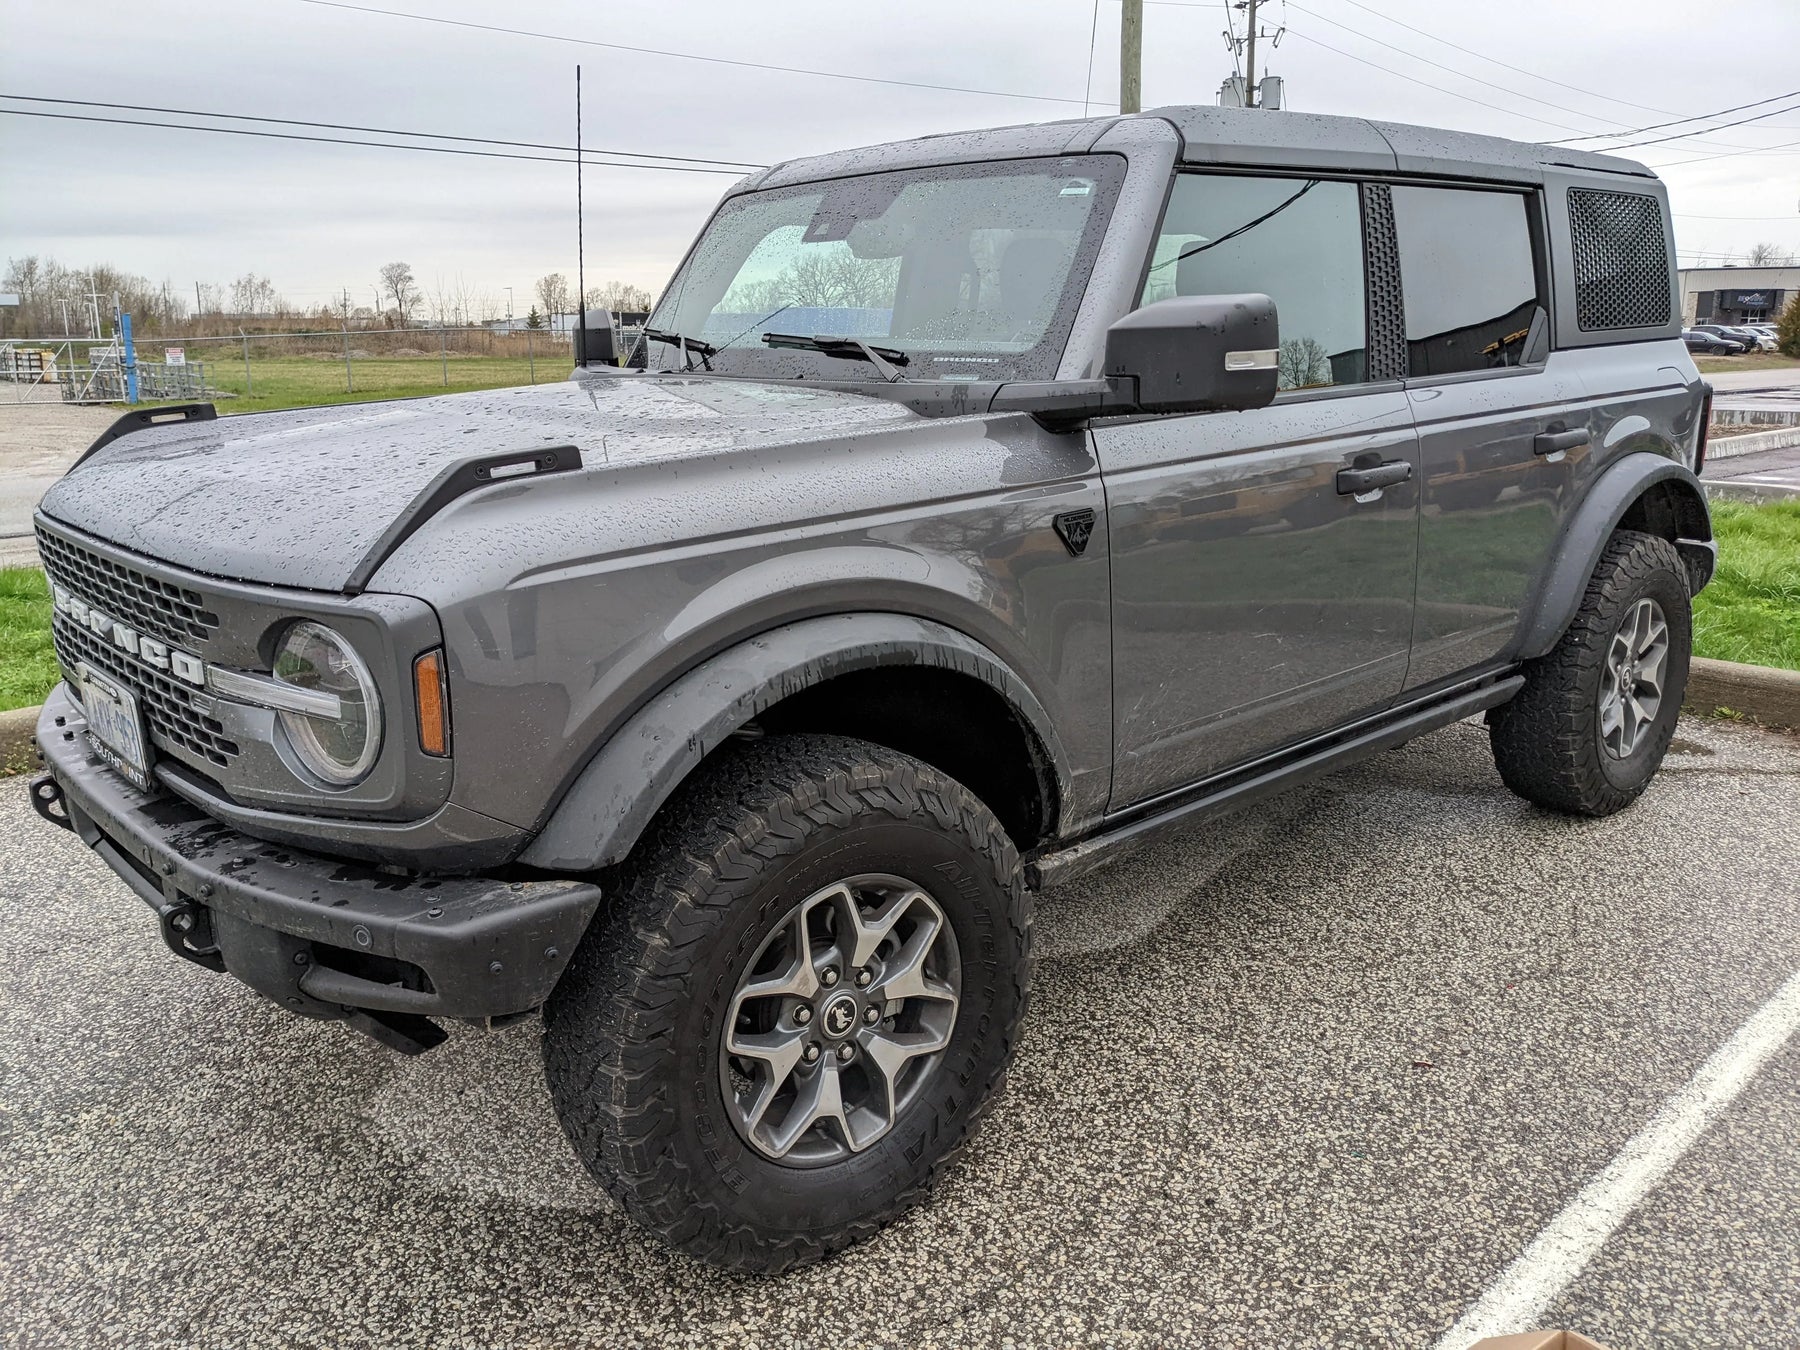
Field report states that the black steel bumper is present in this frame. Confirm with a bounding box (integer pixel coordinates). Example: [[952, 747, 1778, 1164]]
[[32, 685, 602, 1052]]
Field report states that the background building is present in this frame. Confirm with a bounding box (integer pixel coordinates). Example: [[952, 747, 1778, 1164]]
[[1679, 265, 1800, 326]]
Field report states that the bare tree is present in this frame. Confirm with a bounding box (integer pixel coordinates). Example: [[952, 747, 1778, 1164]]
[[535, 272, 572, 323], [586, 280, 654, 314], [379, 261, 422, 327], [1746, 242, 1795, 267], [1277, 336, 1331, 390]]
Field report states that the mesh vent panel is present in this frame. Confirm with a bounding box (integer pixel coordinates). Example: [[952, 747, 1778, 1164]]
[[1567, 188, 1670, 331], [1361, 182, 1407, 380]]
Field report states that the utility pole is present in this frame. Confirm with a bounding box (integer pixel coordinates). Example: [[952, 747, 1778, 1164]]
[[1120, 0, 1142, 115], [1224, 0, 1284, 108], [1243, 0, 1258, 106]]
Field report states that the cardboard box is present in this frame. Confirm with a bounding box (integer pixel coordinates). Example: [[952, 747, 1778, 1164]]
[[1470, 1332, 1611, 1350]]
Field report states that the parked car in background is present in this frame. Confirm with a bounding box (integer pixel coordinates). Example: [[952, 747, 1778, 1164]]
[[1692, 323, 1764, 353], [29, 103, 1715, 1272], [1683, 328, 1748, 355]]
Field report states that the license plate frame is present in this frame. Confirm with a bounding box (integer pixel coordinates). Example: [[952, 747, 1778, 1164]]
[[75, 662, 155, 792]]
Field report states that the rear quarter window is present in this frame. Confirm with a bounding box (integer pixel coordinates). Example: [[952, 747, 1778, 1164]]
[[1390, 186, 1544, 378]]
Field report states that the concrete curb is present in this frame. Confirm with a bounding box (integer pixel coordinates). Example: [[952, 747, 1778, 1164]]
[[0, 705, 40, 775], [1684, 657, 1800, 730], [1706, 424, 1800, 461]]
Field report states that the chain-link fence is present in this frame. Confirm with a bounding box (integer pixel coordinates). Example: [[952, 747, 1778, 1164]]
[[1, 327, 584, 410]]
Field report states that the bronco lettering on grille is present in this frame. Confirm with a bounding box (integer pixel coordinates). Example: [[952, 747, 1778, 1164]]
[[51, 582, 206, 687]]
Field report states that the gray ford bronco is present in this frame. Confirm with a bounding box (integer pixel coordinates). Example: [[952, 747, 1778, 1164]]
[[30, 106, 1714, 1271]]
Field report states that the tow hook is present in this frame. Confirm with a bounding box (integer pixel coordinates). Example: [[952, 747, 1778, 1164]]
[[160, 900, 227, 973], [28, 774, 72, 831]]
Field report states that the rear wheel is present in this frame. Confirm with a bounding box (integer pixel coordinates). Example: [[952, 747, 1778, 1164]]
[[1489, 529, 1692, 816], [542, 734, 1030, 1272]]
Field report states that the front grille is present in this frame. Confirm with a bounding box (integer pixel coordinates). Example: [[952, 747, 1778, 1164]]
[[54, 614, 240, 768], [1567, 187, 1672, 332], [37, 526, 221, 649]]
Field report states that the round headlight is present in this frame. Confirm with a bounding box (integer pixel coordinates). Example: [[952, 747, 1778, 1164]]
[[273, 621, 382, 785]]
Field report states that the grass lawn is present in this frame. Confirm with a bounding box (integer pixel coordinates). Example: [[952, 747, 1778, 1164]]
[[0, 568, 55, 714], [1692, 497, 1800, 672], [169, 353, 574, 416], [1694, 352, 1800, 374]]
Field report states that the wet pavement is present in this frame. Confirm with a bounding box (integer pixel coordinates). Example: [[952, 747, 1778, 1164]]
[[4, 716, 1798, 1348]]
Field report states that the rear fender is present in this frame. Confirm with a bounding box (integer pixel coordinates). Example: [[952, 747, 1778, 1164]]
[[1515, 452, 1712, 661]]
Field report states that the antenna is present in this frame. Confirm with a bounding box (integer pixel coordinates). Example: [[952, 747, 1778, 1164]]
[[575, 63, 587, 367]]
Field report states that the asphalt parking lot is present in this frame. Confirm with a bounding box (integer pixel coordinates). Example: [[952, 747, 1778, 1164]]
[[3, 716, 1799, 1349]]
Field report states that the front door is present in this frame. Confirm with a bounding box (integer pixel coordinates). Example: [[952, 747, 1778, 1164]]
[[1096, 172, 1420, 808]]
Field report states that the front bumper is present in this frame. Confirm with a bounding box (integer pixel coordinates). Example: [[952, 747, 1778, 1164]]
[[33, 685, 602, 1050]]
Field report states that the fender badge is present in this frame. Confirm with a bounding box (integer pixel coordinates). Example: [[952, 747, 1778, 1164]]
[[1053, 508, 1096, 557]]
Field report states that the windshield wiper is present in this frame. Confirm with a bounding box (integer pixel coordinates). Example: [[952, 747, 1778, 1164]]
[[639, 327, 718, 371], [761, 332, 910, 383]]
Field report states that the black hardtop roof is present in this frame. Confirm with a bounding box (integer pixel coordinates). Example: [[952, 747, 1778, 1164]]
[[743, 104, 1654, 193]]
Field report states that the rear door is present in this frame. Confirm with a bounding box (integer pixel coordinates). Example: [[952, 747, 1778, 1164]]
[[1390, 183, 1589, 691], [1095, 173, 1421, 808]]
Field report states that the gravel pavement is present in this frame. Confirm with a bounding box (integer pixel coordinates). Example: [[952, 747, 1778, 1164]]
[[4, 716, 1798, 1348]]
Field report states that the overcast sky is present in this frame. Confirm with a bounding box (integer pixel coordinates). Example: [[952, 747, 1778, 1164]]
[[4, 0, 1799, 317]]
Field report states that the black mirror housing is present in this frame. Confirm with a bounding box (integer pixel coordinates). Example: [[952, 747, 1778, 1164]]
[[1104, 293, 1279, 414], [575, 312, 618, 367]]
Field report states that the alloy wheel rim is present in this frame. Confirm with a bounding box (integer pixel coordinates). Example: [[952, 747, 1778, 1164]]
[[719, 874, 961, 1167], [1599, 596, 1670, 760]]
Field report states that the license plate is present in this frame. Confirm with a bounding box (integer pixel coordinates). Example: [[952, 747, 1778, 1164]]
[[76, 663, 154, 791]]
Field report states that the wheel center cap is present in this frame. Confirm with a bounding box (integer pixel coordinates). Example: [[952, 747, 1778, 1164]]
[[821, 993, 859, 1039]]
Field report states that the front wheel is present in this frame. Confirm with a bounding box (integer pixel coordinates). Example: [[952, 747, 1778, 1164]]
[[542, 734, 1031, 1272], [1489, 529, 1692, 816]]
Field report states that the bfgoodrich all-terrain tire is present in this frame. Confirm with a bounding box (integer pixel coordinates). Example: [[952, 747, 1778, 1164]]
[[542, 734, 1031, 1273], [1490, 529, 1692, 816]]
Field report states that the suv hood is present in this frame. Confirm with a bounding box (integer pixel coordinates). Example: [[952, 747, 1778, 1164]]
[[38, 377, 921, 592]]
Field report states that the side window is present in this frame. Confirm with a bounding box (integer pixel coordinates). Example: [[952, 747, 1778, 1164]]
[[1140, 174, 1367, 391], [1390, 186, 1543, 377]]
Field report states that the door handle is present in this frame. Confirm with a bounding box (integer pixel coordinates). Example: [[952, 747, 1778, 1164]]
[[1533, 428, 1590, 456], [1336, 459, 1413, 496]]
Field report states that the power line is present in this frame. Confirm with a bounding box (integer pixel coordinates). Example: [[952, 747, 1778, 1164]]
[[292, 0, 1112, 108], [0, 108, 752, 173], [1652, 133, 1800, 168], [0, 93, 764, 168], [1551, 88, 1800, 145], [1082, 0, 1102, 117], [1590, 97, 1800, 151], [1279, 29, 1594, 136], [1315, 0, 1680, 120], [1283, 1, 1646, 137]]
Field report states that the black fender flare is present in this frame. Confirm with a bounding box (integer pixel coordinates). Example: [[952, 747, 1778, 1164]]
[[517, 614, 1073, 872], [1515, 452, 1713, 661]]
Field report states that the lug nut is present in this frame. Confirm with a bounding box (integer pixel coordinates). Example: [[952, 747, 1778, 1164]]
[[820, 966, 840, 988], [854, 967, 873, 988], [802, 1042, 821, 1063], [864, 1004, 881, 1025], [793, 1005, 813, 1025], [836, 1043, 856, 1063]]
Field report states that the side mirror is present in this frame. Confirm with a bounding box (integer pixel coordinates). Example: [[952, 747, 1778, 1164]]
[[575, 311, 618, 367], [1104, 293, 1278, 414]]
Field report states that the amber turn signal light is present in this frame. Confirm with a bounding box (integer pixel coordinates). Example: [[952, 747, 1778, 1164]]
[[414, 650, 450, 756]]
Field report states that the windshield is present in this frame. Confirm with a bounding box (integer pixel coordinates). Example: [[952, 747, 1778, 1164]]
[[640, 154, 1126, 382]]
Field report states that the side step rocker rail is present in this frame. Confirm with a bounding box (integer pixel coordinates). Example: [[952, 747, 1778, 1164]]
[[1027, 674, 1526, 891]]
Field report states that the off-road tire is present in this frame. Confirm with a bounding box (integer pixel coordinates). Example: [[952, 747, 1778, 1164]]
[[1489, 529, 1692, 816], [542, 734, 1031, 1273]]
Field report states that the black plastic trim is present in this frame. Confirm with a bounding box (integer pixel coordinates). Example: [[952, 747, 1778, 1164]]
[[72, 403, 217, 470], [1029, 675, 1524, 889], [343, 445, 584, 595]]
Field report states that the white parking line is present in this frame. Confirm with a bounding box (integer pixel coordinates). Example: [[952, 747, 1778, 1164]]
[[1433, 968, 1800, 1350]]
